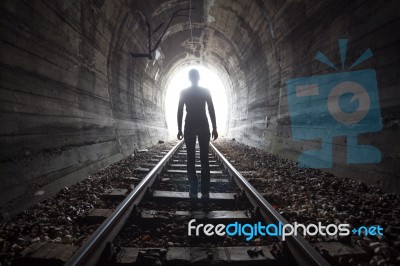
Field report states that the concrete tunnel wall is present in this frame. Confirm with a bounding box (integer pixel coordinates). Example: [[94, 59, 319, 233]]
[[0, 0, 399, 215]]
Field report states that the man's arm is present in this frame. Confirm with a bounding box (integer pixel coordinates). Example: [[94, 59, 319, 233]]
[[206, 90, 217, 130], [177, 91, 184, 139], [206, 90, 218, 140]]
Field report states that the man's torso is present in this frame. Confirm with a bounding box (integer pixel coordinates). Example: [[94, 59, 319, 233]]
[[181, 87, 209, 130]]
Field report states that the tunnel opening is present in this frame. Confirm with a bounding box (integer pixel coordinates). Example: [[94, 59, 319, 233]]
[[0, 0, 399, 219], [0, 2, 400, 264], [164, 65, 228, 138]]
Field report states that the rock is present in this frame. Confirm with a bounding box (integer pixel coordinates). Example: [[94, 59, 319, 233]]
[[31, 237, 40, 243], [369, 242, 381, 248], [17, 238, 26, 244], [369, 258, 377, 266], [338, 256, 348, 264], [377, 259, 386, 266], [141, 234, 150, 241], [11, 243, 21, 251], [167, 242, 174, 247], [374, 247, 383, 254], [372, 255, 384, 263]]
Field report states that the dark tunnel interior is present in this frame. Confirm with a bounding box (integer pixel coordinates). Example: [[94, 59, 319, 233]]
[[1, 0, 399, 217]]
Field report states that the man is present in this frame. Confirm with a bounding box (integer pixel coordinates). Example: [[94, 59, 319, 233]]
[[177, 69, 218, 200]]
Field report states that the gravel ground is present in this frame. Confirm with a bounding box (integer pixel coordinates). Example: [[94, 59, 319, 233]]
[[213, 138, 400, 265], [0, 141, 176, 266], [1, 138, 399, 265]]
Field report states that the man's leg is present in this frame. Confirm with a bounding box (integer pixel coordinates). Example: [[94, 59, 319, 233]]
[[198, 129, 211, 196], [184, 130, 198, 197]]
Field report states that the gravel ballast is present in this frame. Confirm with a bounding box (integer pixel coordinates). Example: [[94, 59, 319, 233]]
[[1, 138, 399, 265], [0, 141, 176, 266], [213, 138, 400, 265]]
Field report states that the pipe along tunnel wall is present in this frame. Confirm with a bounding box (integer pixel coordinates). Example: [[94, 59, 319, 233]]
[[0, 0, 399, 215]]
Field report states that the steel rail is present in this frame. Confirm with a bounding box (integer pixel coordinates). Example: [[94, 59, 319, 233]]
[[65, 140, 184, 266], [210, 142, 330, 266]]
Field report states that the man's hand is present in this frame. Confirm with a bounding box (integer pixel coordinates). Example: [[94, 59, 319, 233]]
[[212, 129, 218, 141], [177, 130, 183, 140]]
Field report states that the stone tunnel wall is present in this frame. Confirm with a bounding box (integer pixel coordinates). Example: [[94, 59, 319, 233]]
[[0, 0, 167, 215], [1, 0, 400, 215], [226, 0, 400, 193]]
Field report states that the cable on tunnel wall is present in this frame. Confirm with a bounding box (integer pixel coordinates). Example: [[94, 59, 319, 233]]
[[189, 0, 195, 55]]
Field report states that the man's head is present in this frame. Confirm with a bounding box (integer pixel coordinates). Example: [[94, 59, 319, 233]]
[[189, 69, 200, 85]]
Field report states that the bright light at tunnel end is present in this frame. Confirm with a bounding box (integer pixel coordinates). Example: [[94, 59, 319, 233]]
[[164, 65, 228, 138]]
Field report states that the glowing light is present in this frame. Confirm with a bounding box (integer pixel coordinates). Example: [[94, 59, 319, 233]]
[[164, 65, 228, 138]]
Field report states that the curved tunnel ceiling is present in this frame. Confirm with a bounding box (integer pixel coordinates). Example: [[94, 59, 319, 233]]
[[112, 0, 400, 194], [129, 0, 278, 98], [1, 0, 399, 214]]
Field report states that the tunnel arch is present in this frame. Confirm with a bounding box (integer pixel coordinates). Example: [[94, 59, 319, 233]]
[[104, 0, 290, 156], [82, 0, 400, 195], [1, 0, 399, 215]]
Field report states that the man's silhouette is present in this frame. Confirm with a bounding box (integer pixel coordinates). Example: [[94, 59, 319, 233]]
[[177, 69, 218, 200]]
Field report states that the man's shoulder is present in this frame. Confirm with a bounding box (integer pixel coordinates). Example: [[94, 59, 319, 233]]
[[182, 86, 210, 94], [198, 86, 211, 94], [180, 88, 190, 95]]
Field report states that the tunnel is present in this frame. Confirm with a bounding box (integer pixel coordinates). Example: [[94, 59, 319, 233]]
[[1, 0, 400, 218]]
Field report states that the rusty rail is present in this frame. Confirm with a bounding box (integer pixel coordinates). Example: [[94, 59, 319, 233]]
[[210, 142, 330, 266], [65, 140, 184, 266]]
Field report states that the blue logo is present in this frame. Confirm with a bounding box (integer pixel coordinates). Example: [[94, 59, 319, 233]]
[[352, 225, 383, 236], [286, 39, 382, 168]]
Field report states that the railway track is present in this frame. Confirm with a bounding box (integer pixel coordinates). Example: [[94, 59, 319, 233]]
[[19, 140, 330, 266]]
